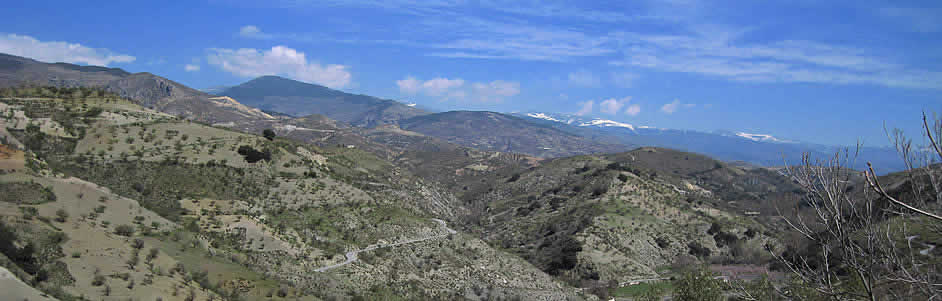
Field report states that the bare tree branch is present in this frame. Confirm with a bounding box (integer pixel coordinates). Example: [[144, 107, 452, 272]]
[[865, 162, 942, 222]]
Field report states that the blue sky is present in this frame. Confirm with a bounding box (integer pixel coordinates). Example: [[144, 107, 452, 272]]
[[1, 0, 940, 147]]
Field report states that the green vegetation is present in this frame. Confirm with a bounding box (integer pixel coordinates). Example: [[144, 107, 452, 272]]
[[673, 268, 724, 301], [114, 224, 135, 236], [612, 281, 673, 299], [0, 220, 39, 274]]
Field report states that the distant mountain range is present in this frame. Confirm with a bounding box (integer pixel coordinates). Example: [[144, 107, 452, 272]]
[[0, 52, 906, 172], [397, 111, 630, 158], [516, 112, 905, 172]]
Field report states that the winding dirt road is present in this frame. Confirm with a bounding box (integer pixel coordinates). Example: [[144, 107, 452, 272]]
[[315, 218, 456, 272]]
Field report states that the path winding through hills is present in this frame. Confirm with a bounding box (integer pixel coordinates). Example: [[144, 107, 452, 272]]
[[315, 218, 457, 272]]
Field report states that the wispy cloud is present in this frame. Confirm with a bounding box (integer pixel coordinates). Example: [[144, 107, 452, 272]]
[[397, 76, 464, 96], [207, 46, 351, 88], [661, 99, 695, 114], [0, 33, 135, 66], [625, 104, 641, 116], [599, 97, 632, 115], [249, 1, 941, 90], [575, 100, 594, 116], [610, 29, 942, 89], [184, 64, 200, 72], [396, 76, 519, 103], [423, 17, 616, 62], [568, 70, 601, 87], [239, 25, 273, 39]]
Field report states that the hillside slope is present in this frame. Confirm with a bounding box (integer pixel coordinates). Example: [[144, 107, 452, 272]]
[[0, 53, 275, 124], [0, 87, 582, 300]]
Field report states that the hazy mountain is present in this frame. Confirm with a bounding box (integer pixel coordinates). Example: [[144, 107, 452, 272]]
[[0, 53, 129, 88], [398, 111, 631, 158], [220, 75, 428, 127]]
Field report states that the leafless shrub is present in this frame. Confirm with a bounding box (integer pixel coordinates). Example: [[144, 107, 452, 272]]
[[758, 113, 941, 300]]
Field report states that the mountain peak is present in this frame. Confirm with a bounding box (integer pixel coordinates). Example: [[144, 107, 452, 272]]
[[219, 75, 427, 126]]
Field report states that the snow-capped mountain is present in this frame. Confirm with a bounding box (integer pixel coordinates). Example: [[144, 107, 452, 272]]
[[514, 112, 904, 172], [578, 119, 635, 131], [526, 112, 563, 122], [519, 112, 798, 144], [735, 132, 792, 143]]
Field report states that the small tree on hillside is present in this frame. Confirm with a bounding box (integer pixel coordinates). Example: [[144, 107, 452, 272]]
[[263, 129, 276, 141], [114, 224, 135, 237], [674, 267, 724, 301], [55, 209, 69, 223]]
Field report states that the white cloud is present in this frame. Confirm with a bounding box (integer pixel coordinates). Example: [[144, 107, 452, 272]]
[[661, 99, 690, 114], [207, 46, 352, 89], [625, 104, 641, 116], [396, 76, 422, 94], [397, 76, 464, 96], [568, 70, 601, 87], [397, 76, 517, 103], [184, 64, 200, 72], [575, 100, 594, 116], [0, 33, 135, 66], [424, 78, 466, 96], [599, 97, 632, 115], [239, 25, 273, 39]]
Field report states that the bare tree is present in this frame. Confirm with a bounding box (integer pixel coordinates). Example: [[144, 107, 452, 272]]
[[766, 112, 941, 301]]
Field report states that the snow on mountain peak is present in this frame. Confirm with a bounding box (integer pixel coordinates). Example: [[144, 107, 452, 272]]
[[406, 103, 417, 107], [736, 132, 788, 143], [578, 119, 635, 131], [526, 112, 562, 122]]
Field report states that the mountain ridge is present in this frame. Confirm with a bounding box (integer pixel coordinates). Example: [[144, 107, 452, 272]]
[[219, 75, 428, 127], [0, 52, 275, 124]]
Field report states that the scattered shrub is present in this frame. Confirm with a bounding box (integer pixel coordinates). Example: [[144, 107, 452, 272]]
[[263, 129, 276, 141], [237, 145, 271, 163], [687, 241, 711, 258], [55, 208, 69, 222], [114, 224, 135, 236]]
